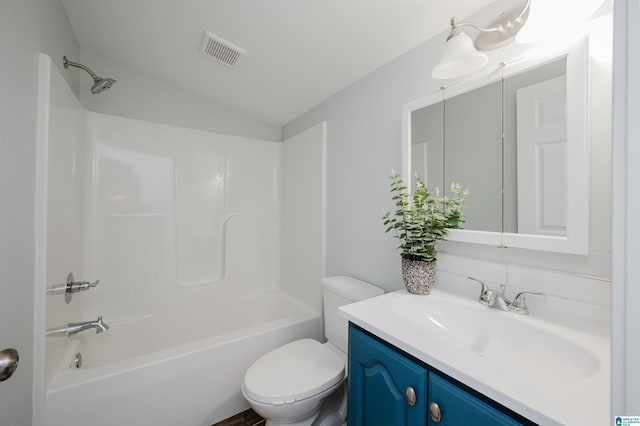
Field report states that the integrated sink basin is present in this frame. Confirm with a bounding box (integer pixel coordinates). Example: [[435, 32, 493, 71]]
[[339, 287, 610, 425], [389, 292, 601, 379]]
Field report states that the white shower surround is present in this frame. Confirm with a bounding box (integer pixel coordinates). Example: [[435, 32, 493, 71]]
[[40, 55, 325, 425]]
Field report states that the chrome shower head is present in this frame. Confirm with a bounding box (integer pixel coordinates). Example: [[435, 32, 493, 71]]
[[91, 77, 116, 94], [63, 56, 116, 94]]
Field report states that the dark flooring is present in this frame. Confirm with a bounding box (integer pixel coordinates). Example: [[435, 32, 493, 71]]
[[212, 408, 265, 426]]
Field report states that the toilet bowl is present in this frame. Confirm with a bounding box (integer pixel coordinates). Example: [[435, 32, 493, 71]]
[[242, 339, 345, 425], [241, 277, 384, 426]]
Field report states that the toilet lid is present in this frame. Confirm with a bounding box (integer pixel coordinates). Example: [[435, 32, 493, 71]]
[[243, 339, 345, 406]]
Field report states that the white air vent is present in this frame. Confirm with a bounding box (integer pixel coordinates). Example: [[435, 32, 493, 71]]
[[200, 31, 245, 67]]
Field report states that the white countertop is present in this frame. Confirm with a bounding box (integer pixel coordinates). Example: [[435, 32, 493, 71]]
[[340, 289, 610, 425]]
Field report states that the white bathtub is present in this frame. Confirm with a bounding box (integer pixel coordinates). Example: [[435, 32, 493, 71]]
[[45, 290, 321, 426]]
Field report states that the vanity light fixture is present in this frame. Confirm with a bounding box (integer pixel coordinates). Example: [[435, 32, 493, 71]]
[[431, 0, 531, 80]]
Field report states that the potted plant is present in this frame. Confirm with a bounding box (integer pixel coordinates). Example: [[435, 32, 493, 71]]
[[382, 171, 467, 295]]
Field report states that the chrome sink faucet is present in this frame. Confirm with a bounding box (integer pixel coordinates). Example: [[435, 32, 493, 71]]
[[46, 316, 110, 337], [467, 277, 544, 315]]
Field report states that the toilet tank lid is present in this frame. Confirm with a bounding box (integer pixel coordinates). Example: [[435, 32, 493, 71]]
[[321, 276, 384, 302]]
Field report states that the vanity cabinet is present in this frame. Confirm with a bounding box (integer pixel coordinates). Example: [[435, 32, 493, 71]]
[[427, 372, 522, 425], [348, 324, 531, 426], [348, 323, 427, 425]]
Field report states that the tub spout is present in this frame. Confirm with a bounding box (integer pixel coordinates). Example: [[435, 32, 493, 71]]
[[46, 316, 110, 337]]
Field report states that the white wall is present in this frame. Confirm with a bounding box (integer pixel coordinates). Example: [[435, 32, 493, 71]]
[[281, 123, 327, 313], [282, 4, 613, 293], [611, 0, 640, 416], [0, 1, 79, 424], [77, 49, 282, 142]]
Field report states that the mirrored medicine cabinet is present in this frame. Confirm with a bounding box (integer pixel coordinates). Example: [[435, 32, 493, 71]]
[[401, 38, 590, 254]]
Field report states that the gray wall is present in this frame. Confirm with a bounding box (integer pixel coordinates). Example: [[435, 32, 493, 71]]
[[283, 31, 448, 289], [0, 1, 79, 424], [283, 7, 612, 291]]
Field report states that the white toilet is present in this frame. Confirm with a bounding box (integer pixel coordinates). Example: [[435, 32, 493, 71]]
[[241, 276, 384, 426]]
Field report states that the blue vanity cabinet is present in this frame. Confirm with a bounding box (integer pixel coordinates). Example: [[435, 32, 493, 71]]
[[428, 372, 523, 425], [348, 324, 427, 426], [348, 324, 532, 426]]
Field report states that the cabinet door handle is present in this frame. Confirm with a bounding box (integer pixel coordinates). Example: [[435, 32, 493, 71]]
[[405, 386, 416, 407], [429, 402, 442, 423]]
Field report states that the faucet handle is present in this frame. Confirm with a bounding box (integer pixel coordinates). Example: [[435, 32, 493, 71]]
[[509, 291, 546, 315], [467, 277, 494, 306]]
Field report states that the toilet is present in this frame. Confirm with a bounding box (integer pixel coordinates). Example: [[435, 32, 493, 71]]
[[241, 276, 384, 426]]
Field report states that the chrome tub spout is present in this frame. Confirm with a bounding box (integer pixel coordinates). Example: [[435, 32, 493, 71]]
[[46, 316, 110, 337]]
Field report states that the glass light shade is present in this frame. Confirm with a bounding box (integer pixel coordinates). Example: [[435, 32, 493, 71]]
[[431, 32, 489, 80]]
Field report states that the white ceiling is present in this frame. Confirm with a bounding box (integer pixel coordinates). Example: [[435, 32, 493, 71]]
[[61, 0, 497, 126]]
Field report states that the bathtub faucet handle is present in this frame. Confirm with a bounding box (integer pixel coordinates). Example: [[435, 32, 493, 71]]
[[46, 273, 101, 304], [69, 279, 100, 293]]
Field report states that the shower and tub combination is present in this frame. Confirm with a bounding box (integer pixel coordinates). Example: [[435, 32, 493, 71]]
[[39, 54, 326, 425]]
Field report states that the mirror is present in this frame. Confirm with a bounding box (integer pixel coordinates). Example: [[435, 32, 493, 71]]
[[411, 81, 503, 233], [401, 39, 589, 254], [503, 58, 567, 236]]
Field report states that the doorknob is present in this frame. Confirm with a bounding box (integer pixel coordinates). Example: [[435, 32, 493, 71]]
[[0, 348, 19, 382]]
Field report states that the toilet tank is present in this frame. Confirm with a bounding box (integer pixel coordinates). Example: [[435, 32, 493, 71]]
[[322, 276, 384, 354]]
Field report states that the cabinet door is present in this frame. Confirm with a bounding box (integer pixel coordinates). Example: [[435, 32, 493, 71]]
[[348, 325, 427, 426], [428, 372, 523, 425]]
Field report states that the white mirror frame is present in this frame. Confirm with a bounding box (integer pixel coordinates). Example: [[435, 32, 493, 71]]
[[401, 37, 590, 254]]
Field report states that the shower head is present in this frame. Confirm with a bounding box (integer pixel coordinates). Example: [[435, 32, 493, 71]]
[[90, 77, 116, 94], [63, 56, 116, 94]]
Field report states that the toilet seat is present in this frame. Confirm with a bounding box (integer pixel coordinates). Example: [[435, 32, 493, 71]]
[[243, 339, 345, 406]]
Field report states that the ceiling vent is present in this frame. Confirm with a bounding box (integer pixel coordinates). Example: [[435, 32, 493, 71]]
[[200, 31, 246, 67]]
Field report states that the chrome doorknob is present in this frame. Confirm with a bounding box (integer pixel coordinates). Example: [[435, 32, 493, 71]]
[[0, 348, 19, 382]]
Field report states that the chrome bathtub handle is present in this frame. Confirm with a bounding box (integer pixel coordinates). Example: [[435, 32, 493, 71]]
[[47, 272, 101, 304]]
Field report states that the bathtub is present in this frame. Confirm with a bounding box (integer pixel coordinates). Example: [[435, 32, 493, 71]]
[[45, 290, 321, 426]]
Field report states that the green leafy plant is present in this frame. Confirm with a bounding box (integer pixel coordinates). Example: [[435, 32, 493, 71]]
[[382, 171, 468, 262]]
